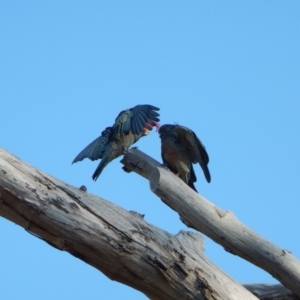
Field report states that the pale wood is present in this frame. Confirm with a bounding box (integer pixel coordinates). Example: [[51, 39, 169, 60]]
[[0, 147, 258, 300], [121, 148, 300, 297]]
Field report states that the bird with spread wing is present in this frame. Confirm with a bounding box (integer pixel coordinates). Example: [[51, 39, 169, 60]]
[[159, 124, 211, 192], [72, 104, 160, 181]]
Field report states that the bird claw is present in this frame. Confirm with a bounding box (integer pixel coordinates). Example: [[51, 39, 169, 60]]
[[122, 146, 139, 155], [161, 163, 169, 170]]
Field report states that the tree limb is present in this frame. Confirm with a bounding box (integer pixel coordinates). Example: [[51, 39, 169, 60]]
[[0, 147, 257, 300], [244, 284, 299, 300], [121, 148, 300, 298], [0, 147, 299, 300]]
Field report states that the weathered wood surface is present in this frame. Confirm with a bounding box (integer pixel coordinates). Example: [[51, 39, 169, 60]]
[[244, 284, 299, 300], [0, 147, 258, 300], [121, 148, 300, 298]]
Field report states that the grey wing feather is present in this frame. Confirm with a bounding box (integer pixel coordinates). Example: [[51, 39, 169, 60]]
[[72, 127, 112, 163], [130, 104, 160, 135], [112, 104, 160, 137]]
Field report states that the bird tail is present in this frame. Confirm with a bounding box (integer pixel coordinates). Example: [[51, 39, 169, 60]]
[[188, 165, 198, 192], [200, 163, 211, 183], [188, 181, 198, 192], [92, 156, 111, 181]]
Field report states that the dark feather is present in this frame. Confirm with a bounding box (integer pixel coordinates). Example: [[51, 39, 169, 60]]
[[159, 124, 211, 192], [72, 104, 160, 181], [92, 156, 110, 181], [72, 127, 112, 163]]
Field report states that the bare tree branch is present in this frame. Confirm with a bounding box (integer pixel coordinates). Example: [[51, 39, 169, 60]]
[[121, 148, 300, 297], [1, 147, 299, 299], [0, 147, 257, 300], [244, 284, 299, 300]]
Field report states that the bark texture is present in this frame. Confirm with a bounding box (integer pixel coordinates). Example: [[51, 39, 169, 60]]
[[0, 147, 256, 300], [121, 148, 300, 297], [244, 284, 299, 300], [0, 147, 299, 300]]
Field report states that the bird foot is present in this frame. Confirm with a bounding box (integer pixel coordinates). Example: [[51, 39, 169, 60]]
[[122, 146, 138, 155], [161, 163, 170, 170]]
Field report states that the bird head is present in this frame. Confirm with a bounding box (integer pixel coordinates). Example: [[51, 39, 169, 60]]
[[154, 121, 161, 132]]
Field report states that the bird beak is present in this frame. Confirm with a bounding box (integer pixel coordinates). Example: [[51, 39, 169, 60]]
[[144, 122, 161, 134], [155, 122, 161, 132]]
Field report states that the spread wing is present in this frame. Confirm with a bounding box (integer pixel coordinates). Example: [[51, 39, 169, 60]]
[[72, 127, 112, 164], [175, 125, 211, 183], [112, 104, 160, 137]]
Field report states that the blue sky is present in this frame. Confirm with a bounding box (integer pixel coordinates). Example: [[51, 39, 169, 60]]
[[1, 1, 300, 299]]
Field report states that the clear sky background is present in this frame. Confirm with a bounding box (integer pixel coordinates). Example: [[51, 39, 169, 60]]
[[1, 1, 300, 299]]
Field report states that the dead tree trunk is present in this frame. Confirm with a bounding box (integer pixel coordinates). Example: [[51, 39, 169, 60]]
[[0, 147, 298, 300]]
